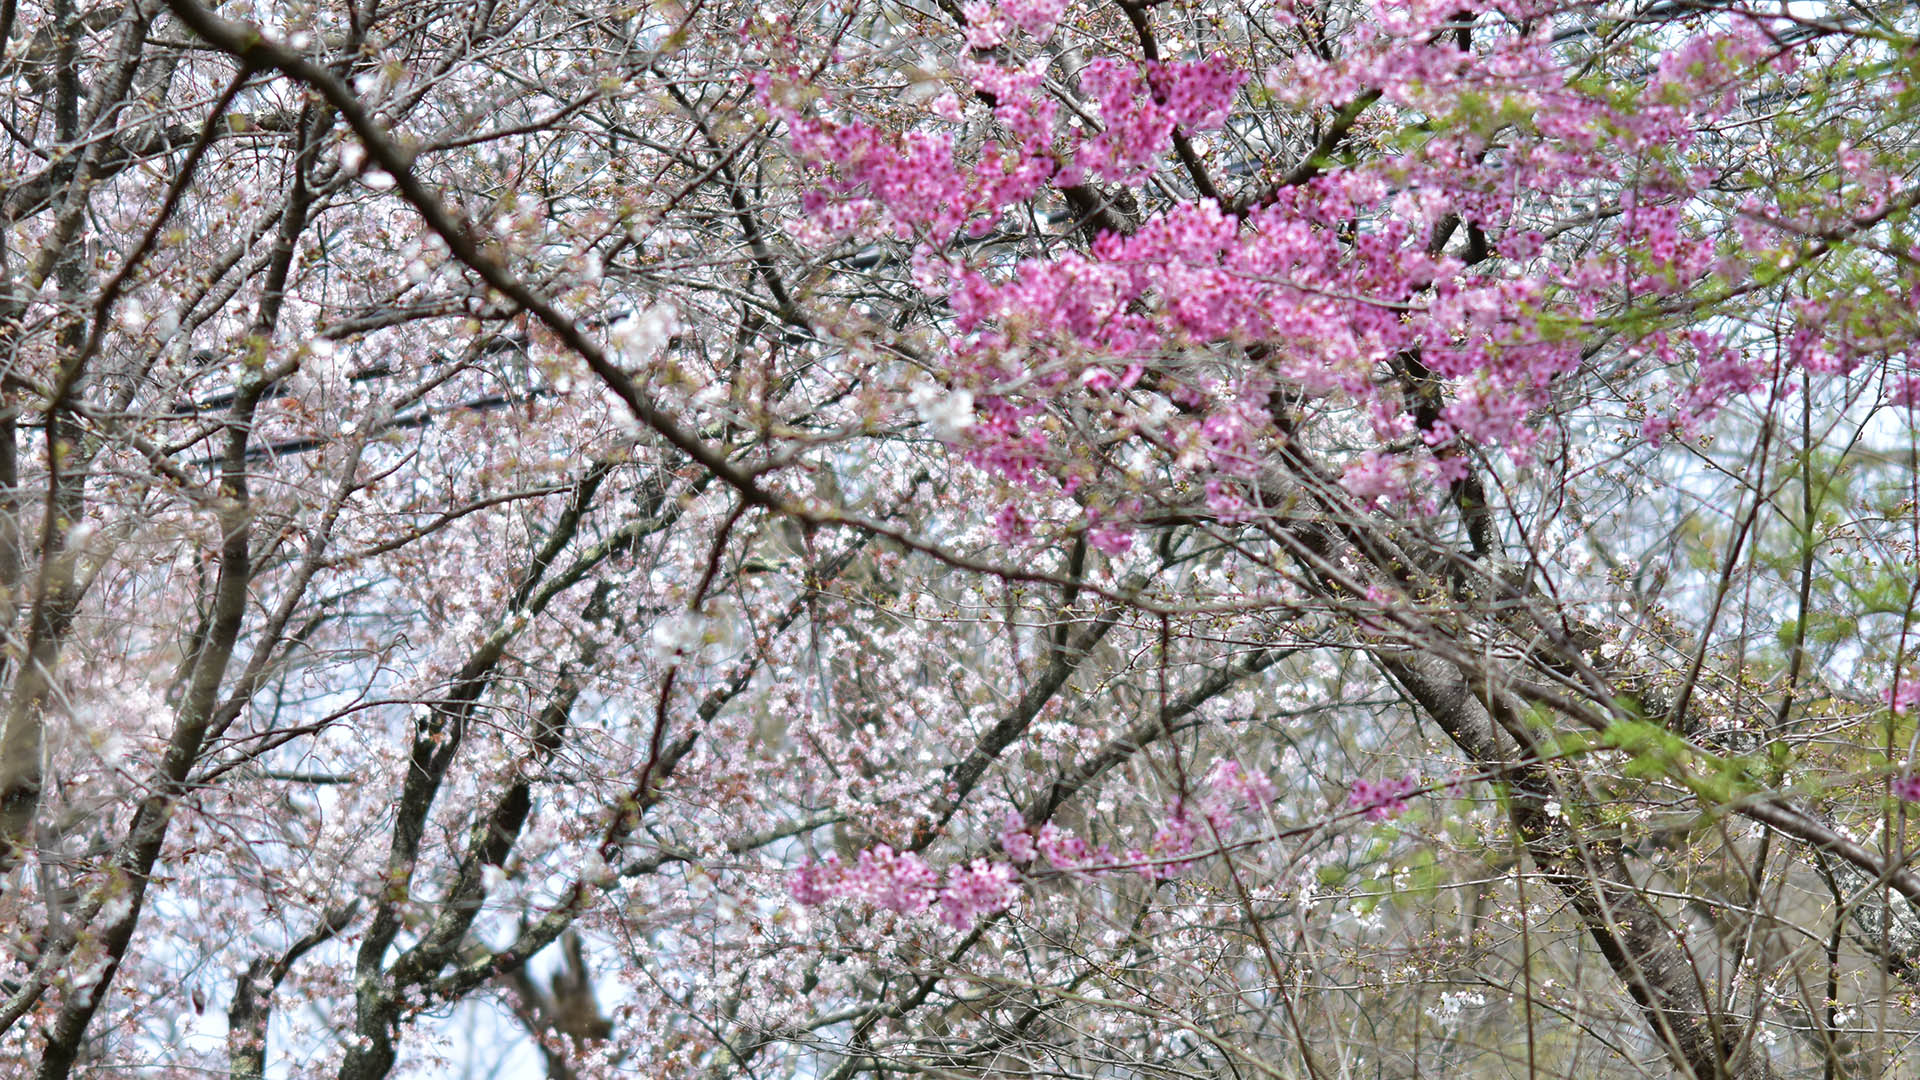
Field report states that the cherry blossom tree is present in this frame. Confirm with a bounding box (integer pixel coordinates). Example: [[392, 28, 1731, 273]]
[[4, 0, 1920, 1077]]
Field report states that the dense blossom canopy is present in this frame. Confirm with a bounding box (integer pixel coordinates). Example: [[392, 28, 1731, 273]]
[[3, 0, 1920, 1077]]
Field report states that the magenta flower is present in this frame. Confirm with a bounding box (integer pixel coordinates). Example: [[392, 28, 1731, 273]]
[[789, 854, 842, 906], [937, 859, 1016, 930], [1887, 677, 1920, 716], [1348, 775, 1419, 822], [791, 844, 1018, 932], [853, 845, 938, 914], [1894, 774, 1920, 804], [999, 811, 1036, 863]]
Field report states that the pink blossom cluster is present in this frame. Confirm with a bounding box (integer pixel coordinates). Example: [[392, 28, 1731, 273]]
[[1621, 198, 1717, 297], [1886, 677, 1920, 716], [1002, 0, 1065, 39], [1641, 331, 1762, 445], [1649, 21, 1779, 115], [1896, 774, 1920, 804], [1063, 58, 1242, 185], [792, 760, 1292, 929], [769, 60, 1058, 245], [933, 184, 1598, 506], [961, 0, 1063, 47], [1341, 452, 1438, 512], [991, 504, 1032, 545], [1004, 758, 1279, 880], [960, 1, 1012, 50], [1204, 759, 1279, 820], [963, 396, 1049, 487], [1348, 774, 1419, 822], [1145, 807, 1203, 877], [789, 844, 937, 913], [789, 845, 1017, 930], [1085, 509, 1135, 556], [963, 57, 1057, 148], [1000, 810, 1185, 879], [937, 859, 1019, 928], [1151, 58, 1242, 129], [762, 7, 1850, 519]]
